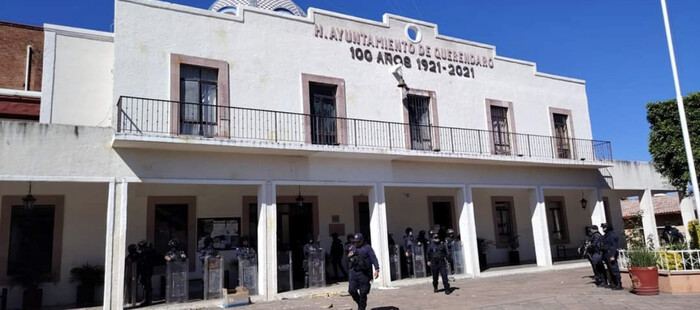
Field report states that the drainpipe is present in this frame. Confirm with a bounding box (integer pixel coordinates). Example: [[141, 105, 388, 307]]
[[24, 45, 33, 91]]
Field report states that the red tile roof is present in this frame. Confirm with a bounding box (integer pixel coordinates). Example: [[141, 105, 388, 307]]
[[621, 196, 681, 218]]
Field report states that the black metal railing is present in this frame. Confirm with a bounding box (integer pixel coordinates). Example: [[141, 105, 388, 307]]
[[117, 96, 613, 162]]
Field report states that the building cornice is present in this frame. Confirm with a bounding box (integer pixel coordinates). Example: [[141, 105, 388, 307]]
[[43, 23, 114, 42]]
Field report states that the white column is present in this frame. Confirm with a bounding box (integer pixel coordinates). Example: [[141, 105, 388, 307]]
[[640, 189, 660, 248], [369, 183, 391, 287], [102, 180, 116, 309], [589, 188, 605, 228], [606, 192, 627, 248], [680, 195, 697, 243], [529, 187, 552, 267], [258, 181, 277, 300], [107, 181, 128, 310], [456, 185, 479, 277]]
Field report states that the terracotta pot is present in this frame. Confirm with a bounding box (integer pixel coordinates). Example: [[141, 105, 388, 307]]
[[628, 266, 659, 295]]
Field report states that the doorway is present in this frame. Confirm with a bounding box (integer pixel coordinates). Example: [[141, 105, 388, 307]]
[[277, 202, 315, 291], [309, 83, 338, 145], [429, 197, 455, 238], [405, 94, 432, 150], [355, 201, 372, 245]]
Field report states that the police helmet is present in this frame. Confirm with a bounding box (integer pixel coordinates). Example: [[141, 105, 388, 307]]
[[354, 233, 364, 242], [168, 238, 180, 249]]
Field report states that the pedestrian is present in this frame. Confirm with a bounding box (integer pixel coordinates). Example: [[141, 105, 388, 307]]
[[135, 240, 157, 306], [347, 233, 380, 310], [427, 232, 452, 294], [602, 223, 622, 290], [402, 227, 416, 277], [588, 225, 608, 287], [330, 233, 348, 280]]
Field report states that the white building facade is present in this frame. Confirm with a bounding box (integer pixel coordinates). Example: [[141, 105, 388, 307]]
[[0, 0, 677, 309]]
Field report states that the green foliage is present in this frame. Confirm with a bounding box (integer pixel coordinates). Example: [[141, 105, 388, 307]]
[[689, 219, 700, 250], [69, 263, 104, 287], [647, 92, 700, 195], [627, 235, 658, 268]]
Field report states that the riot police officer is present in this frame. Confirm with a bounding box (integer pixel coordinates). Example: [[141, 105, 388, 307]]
[[444, 229, 457, 274], [135, 240, 158, 306], [347, 233, 379, 310], [402, 227, 416, 277], [587, 225, 607, 287], [602, 223, 622, 290], [303, 234, 320, 288], [164, 238, 187, 262], [427, 233, 452, 294], [198, 236, 219, 264]]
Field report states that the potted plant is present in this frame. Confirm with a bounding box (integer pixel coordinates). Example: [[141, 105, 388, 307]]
[[477, 238, 495, 271], [508, 235, 520, 265], [70, 263, 104, 307], [10, 265, 54, 310], [627, 235, 659, 296]]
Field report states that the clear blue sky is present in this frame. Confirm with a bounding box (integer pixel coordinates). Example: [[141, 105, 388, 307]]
[[2, 0, 698, 161]]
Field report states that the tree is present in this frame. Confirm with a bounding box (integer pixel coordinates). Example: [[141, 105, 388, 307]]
[[647, 92, 700, 195]]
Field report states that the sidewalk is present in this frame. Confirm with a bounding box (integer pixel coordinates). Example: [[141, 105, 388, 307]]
[[236, 267, 700, 309]]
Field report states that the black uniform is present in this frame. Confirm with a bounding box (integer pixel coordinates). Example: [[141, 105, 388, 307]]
[[402, 231, 417, 277], [330, 234, 348, 280], [348, 238, 379, 310], [427, 238, 452, 294], [588, 229, 607, 287], [444, 235, 456, 274], [603, 224, 622, 290], [136, 241, 158, 306]]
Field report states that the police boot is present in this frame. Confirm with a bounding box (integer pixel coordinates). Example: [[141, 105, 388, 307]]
[[596, 279, 608, 288], [445, 284, 452, 295], [612, 277, 623, 290], [433, 284, 439, 293]]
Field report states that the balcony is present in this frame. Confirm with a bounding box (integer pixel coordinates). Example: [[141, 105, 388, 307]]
[[115, 96, 613, 167]]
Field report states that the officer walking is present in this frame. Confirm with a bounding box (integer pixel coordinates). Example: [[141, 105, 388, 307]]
[[588, 225, 608, 287], [427, 232, 452, 294], [602, 223, 622, 290], [347, 233, 379, 310]]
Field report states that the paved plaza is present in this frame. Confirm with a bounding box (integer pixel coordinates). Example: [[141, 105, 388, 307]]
[[237, 268, 700, 310]]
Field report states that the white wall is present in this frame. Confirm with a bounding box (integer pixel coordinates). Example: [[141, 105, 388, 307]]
[[110, 0, 592, 140], [0, 182, 107, 309], [41, 25, 114, 127], [385, 187, 458, 240]]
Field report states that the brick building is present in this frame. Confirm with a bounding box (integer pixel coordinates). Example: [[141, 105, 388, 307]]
[[0, 21, 43, 121]]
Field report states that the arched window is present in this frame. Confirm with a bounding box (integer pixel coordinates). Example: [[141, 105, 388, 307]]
[[218, 6, 238, 15], [273, 7, 294, 15]]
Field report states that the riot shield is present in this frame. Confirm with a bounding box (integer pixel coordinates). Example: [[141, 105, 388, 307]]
[[389, 244, 402, 281], [238, 253, 258, 295], [165, 259, 189, 304], [277, 251, 293, 293], [307, 248, 326, 288], [412, 244, 427, 278], [124, 261, 139, 307], [452, 241, 465, 275], [203, 256, 224, 300]]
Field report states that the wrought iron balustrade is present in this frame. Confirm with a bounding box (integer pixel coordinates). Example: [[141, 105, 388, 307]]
[[117, 96, 613, 162]]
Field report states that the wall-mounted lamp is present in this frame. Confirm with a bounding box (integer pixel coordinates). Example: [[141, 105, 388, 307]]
[[580, 191, 588, 210], [391, 64, 409, 91], [23, 182, 36, 212], [296, 185, 305, 207]]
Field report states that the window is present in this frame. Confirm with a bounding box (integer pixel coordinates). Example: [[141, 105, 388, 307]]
[[406, 94, 432, 151], [553, 113, 571, 159], [7, 205, 55, 276], [1, 196, 63, 285], [491, 197, 516, 248], [274, 8, 294, 15], [545, 197, 569, 244], [218, 6, 237, 15], [180, 64, 218, 137], [309, 83, 338, 145], [302, 74, 347, 145], [490, 106, 511, 155]]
